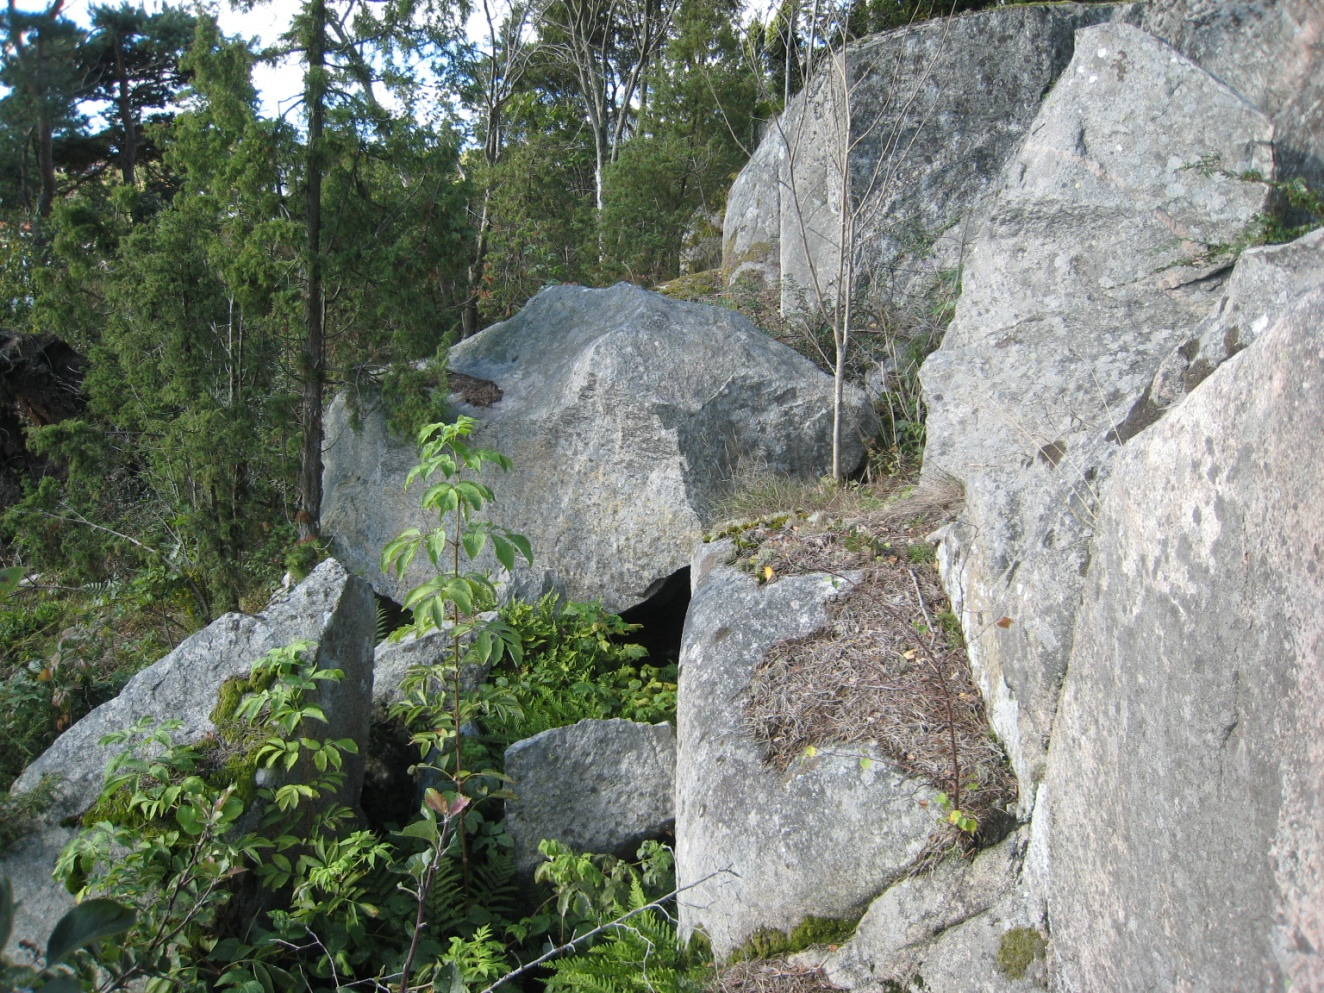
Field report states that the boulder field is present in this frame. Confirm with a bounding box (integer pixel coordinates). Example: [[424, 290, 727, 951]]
[[6, 1, 1323, 988]]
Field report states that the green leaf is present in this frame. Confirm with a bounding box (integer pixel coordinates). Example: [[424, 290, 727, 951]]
[[425, 529, 449, 566], [462, 529, 485, 560], [176, 804, 203, 836], [397, 819, 440, 842], [0, 564, 26, 601], [491, 534, 514, 571], [508, 533, 533, 565], [433, 961, 467, 993], [46, 898, 136, 964], [36, 976, 85, 993]]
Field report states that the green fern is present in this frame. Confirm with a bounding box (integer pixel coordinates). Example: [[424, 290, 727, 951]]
[[545, 877, 711, 993]]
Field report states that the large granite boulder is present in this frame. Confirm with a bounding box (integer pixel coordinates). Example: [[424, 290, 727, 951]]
[[322, 282, 877, 614], [1141, 0, 1324, 188], [919, 22, 1275, 805], [722, 3, 1129, 314], [3, 560, 376, 956], [675, 541, 937, 960], [504, 718, 676, 879], [1043, 284, 1324, 992]]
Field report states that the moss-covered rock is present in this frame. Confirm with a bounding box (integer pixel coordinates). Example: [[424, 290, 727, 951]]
[[729, 913, 861, 963], [996, 927, 1047, 980]]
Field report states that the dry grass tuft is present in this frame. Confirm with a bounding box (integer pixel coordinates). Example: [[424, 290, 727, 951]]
[[709, 959, 844, 993], [733, 476, 1017, 854]]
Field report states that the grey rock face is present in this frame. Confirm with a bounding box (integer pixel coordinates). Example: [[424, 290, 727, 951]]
[[919, 22, 1274, 805], [819, 834, 1043, 993], [322, 283, 876, 614], [4, 559, 376, 956], [1112, 229, 1324, 442], [372, 619, 494, 710], [722, 3, 1129, 315], [675, 542, 937, 960], [504, 718, 675, 879], [1045, 285, 1324, 993], [1141, 0, 1324, 187]]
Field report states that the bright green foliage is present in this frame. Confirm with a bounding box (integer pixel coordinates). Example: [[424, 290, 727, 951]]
[[537, 841, 712, 993], [488, 593, 673, 747], [383, 415, 533, 907], [54, 643, 391, 991]]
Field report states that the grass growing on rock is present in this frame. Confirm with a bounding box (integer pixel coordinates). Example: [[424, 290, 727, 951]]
[[727, 472, 1017, 856]]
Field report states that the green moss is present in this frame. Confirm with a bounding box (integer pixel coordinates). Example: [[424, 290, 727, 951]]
[[703, 513, 793, 545], [728, 913, 861, 963], [201, 668, 279, 810], [658, 269, 724, 301], [284, 539, 327, 583], [935, 610, 963, 643], [82, 668, 277, 829], [996, 927, 1047, 980]]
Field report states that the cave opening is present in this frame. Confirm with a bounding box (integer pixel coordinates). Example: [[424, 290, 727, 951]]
[[616, 567, 692, 666]]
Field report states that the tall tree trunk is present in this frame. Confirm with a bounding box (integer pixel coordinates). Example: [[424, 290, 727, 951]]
[[298, 0, 327, 540], [112, 30, 137, 186]]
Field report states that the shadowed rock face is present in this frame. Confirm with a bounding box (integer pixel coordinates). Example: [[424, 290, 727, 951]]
[[1045, 285, 1324, 993], [504, 718, 676, 880], [722, 3, 1129, 314], [918, 22, 1275, 805], [322, 282, 876, 615]]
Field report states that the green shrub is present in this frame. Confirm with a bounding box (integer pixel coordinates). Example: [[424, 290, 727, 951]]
[[488, 593, 674, 747]]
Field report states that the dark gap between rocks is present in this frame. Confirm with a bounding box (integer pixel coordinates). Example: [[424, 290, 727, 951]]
[[361, 591, 416, 832], [617, 567, 691, 666]]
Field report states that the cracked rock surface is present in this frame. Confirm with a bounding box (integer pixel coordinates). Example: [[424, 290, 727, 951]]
[[322, 283, 876, 614]]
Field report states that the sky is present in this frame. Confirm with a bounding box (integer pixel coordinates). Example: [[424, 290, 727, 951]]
[[58, 0, 334, 119]]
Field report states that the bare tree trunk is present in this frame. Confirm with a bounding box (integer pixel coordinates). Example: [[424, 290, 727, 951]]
[[298, 0, 327, 540]]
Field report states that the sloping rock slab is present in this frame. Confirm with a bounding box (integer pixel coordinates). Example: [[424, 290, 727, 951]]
[[4, 559, 375, 956], [1044, 286, 1324, 992], [323, 283, 876, 614], [504, 718, 675, 879], [1141, 0, 1324, 187], [675, 541, 936, 960], [816, 833, 1042, 992], [919, 22, 1274, 805], [1114, 229, 1324, 440], [723, 3, 1128, 313]]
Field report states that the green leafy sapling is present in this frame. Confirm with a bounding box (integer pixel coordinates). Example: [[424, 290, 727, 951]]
[[381, 416, 533, 894]]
